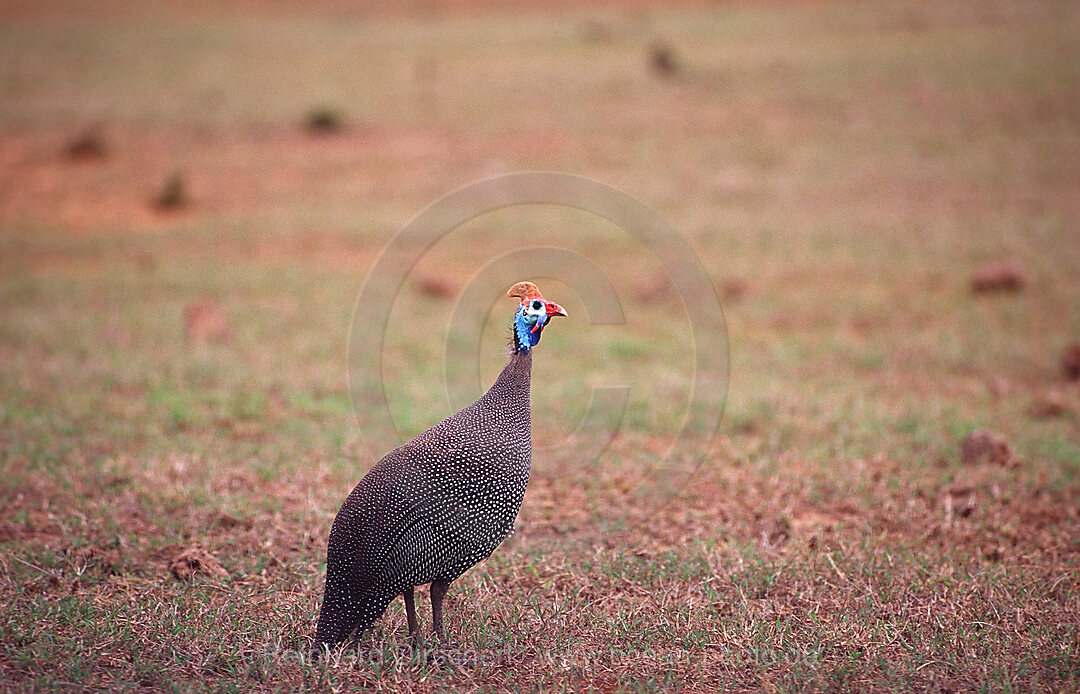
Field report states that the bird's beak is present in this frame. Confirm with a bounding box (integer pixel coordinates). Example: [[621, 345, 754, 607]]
[[546, 302, 567, 318]]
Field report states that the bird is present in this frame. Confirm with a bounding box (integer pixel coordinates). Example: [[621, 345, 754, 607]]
[[313, 281, 567, 653]]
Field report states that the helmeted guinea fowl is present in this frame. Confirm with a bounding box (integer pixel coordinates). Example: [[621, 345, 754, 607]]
[[314, 281, 567, 653]]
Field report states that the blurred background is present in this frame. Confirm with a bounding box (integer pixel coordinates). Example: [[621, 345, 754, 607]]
[[1, 0, 1078, 690]]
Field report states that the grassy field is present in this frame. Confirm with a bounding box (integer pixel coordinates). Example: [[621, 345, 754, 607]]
[[2, 0, 1079, 691]]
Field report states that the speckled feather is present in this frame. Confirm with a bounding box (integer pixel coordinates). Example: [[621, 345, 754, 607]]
[[313, 349, 533, 649]]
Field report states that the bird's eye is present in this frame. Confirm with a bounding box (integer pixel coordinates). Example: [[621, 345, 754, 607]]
[[531, 300, 543, 310]]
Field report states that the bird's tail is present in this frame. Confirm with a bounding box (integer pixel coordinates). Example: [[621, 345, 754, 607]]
[[312, 580, 394, 657], [312, 590, 361, 656], [313, 495, 395, 656]]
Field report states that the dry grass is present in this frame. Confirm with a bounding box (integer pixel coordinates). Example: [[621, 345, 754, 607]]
[[2, 0, 1079, 691]]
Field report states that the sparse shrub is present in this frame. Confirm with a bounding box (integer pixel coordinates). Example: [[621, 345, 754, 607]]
[[971, 258, 1027, 293], [417, 275, 455, 299], [960, 428, 1015, 466], [168, 546, 226, 580], [1062, 341, 1080, 381], [1029, 391, 1068, 418], [648, 42, 679, 78], [305, 107, 344, 134], [65, 127, 106, 161], [720, 277, 749, 301], [154, 171, 188, 211]]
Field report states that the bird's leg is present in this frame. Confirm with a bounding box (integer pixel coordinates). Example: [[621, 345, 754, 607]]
[[430, 580, 452, 646], [403, 586, 420, 642]]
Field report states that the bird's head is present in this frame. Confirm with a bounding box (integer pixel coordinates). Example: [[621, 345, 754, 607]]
[[507, 281, 567, 352]]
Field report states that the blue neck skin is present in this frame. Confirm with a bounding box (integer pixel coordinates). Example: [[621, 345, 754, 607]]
[[514, 306, 547, 352]]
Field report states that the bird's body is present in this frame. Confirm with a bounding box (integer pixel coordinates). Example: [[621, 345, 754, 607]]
[[314, 282, 565, 652]]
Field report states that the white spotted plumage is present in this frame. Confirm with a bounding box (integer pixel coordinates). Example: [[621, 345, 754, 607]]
[[313, 345, 534, 651]]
